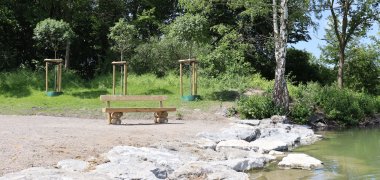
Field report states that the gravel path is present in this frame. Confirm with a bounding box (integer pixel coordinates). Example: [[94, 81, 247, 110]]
[[0, 115, 230, 175]]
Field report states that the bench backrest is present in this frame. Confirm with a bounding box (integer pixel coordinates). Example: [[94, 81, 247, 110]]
[[100, 95, 168, 102]]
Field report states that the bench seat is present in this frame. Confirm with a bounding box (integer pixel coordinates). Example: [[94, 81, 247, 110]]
[[102, 107, 176, 113]]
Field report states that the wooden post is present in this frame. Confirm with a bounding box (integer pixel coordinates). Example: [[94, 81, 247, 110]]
[[58, 62, 62, 92], [124, 63, 127, 95], [180, 63, 183, 96], [45, 62, 48, 92], [192, 61, 195, 95], [159, 101, 163, 108], [112, 64, 116, 95], [194, 62, 197, 95]]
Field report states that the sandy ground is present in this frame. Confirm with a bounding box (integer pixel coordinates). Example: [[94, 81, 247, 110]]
[[0, 114, 231, 176]]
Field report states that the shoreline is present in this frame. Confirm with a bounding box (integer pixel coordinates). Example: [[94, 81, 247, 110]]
[[1, 115, 323, 179]]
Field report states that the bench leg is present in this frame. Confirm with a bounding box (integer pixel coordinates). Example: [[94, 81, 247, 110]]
[[110, 112, 123, 125], [107, 113, 112, 124], [154, 111, 168, 123]]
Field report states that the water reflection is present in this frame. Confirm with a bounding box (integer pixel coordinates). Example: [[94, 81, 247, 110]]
[[250, 129, 380, 179]]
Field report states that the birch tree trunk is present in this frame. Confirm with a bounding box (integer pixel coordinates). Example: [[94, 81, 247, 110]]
[[273, 0, 289, 112]]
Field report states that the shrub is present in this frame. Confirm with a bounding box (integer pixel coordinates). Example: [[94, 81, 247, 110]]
[[316, 86, 378, 125], [237, 95, 284, 119], [288, 83, 320, 124]]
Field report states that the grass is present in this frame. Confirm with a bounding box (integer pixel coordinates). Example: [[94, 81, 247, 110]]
[[0, 69, 253, 118]]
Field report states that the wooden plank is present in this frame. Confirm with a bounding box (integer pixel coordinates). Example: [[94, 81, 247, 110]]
[[102, 107, 176, 113], [112, 61, 127, 65], [100, 95, 168, 101], [44, 59, 63, 63], [178, 59, 197, 63]]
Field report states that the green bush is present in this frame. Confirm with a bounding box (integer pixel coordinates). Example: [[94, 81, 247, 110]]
[[288, 83, 320, 124], [237, 95, 284, 119], [315, 86, 378, 125], [288, 83, 379, 126]]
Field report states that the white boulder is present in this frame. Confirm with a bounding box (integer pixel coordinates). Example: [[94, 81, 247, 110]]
[[250, 139, 288, 153], [170, 161, 248, 180], [278, 153, 323, 170], [216, 140, 258, 152], [57, 159, 89, 172]]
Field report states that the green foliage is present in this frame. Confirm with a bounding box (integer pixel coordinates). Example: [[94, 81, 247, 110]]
[[286, 48, 334, 85], [345, 44, 380, 95], [0, 5, 19, 71], [33, 18, 74, 57], [108, 18, 138, 61], [288, 83, 321, 124], [167, 13, 209, 58], [237, 95, 285, 119], [288, 83, 379, 126], [200, 25, 251, 77], [131, 37, 189, 76]]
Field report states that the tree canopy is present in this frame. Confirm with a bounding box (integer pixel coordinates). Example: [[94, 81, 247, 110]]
[[33, 18, 74, 59]]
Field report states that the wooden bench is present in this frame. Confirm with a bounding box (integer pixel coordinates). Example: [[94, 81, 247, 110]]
[[100, 95, 176, 124]]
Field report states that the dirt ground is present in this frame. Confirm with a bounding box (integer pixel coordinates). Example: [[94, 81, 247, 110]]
[[0, 112, 231, 176]]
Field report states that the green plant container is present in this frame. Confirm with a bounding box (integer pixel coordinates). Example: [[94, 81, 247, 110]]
[[181, 95, 201, 101], [46, 91, 63, 97]]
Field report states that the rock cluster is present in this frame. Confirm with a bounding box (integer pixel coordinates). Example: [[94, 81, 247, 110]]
[[1, 116, 323, 179]]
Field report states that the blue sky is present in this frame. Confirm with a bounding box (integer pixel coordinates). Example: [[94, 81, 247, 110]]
[[292, 12, 379, 58]]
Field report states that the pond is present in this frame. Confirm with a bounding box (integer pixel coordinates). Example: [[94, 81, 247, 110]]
[[251, 128, 380, 179]]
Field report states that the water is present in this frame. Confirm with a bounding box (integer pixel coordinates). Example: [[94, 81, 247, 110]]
[[251, 128, 380, 179]]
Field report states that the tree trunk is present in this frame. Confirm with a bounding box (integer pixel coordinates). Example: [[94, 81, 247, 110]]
[[64, 42, 70, 69], [273, 0, 289, 112], [337, 49, 345, 89]]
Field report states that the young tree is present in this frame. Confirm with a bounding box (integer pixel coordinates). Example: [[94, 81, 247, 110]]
[[33, 18, 74, 61], [108, 18, 137, 61], [167, 13, 209, 59], [314, 0, 380, 89]]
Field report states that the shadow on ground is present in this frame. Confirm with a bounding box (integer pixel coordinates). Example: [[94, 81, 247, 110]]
[[208, 90, 240, 101], [144, 88, 173, 95], [71, 90, 109, 99]]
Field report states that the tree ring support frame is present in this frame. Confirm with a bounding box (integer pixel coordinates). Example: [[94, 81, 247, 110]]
[[179, 59, 199, 101], [112, 61, 128, 95], [44, 59, 63, 95]]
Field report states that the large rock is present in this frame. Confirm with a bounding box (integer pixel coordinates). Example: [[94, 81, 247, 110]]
[[95, 159, 160, 179], [258, 127, 289, 138], [270, 115, 288, 124], [213, 152, 275, 171], [95, 146, 196, 179], [258, 133, 301, 147], [278, 153, 323, 170], [289, 125, 322, 145], [221, 124, 261, 142], [216, 140, 258, 152], [214, 158, 266, 172], [197, 124, 260, 143], [219, 148, 273, 160], [194, 138, 217, 150], [249, 139, 288, 153], [234, 119, 261, 126], [57, 159, 89, 172], [170, 161, 248, 180], [0, 167, 110, 180]]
